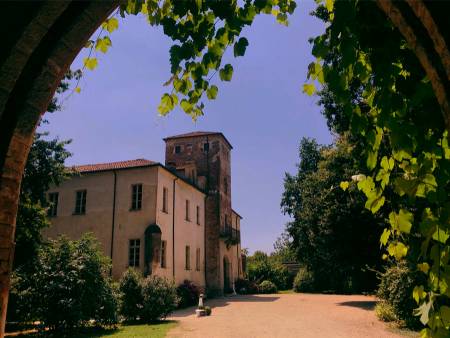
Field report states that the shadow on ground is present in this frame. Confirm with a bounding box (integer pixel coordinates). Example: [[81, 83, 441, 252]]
[[171, 295, 280, 318], [336, 300, 377, 311]]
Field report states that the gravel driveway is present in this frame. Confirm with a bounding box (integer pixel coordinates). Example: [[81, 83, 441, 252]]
[[167, 293, 412, 338]]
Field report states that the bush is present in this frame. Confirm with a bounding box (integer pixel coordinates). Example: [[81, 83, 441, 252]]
[[377, 261, 425, 329], [247, 252, 292, 290], [119, 269, 143, 321], [258, 280, 278, 294], [293, 267, 315, 293], [204, 306, 212, 316], [375, 301, 397, 322], [141, 276, 178, 322], [176, 280, 200, 308], [235, 278, 259, 294], [8, 234, 118, 331]]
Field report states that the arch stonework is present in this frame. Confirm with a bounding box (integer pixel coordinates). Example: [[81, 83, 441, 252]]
[[0, 1, 118, 333], [0, 0, 449, 335]]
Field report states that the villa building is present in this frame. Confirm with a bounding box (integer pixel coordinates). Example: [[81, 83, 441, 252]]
[[43, 132, 244, 294]]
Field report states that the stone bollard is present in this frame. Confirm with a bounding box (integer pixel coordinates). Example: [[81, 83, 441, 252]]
[[195, 293, 206, 317]]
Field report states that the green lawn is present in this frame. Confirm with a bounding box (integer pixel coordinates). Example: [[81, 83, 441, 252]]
[[8, 321, 177, 338], [90, 322, 177, 338]]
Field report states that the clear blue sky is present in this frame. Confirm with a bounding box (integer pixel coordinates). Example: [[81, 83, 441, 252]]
[[39, 1, 333, 254]]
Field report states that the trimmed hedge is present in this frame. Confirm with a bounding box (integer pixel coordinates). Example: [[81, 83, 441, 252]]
[[176, 280, 200, 308], [258, 280, 278, 294]]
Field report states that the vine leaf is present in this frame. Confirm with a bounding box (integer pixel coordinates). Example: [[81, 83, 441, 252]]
[[102, 18, 119, 33]]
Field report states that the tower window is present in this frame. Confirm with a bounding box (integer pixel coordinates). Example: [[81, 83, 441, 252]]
[[196, 206, 200, 225], [202, 142, 209, 152], [175, 145, 182, 154]]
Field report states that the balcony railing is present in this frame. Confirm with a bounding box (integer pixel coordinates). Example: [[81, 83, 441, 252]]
[[220, 224, 240, 245]]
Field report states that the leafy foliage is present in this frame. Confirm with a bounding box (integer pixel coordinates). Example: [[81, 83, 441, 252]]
[[176, 280, 200, 309], [307, 0, 450, 335], [119, 268, 144, 322], [377, 261, 425, 329], [247, 251, 291, 290], [8, 234, 118, 331], [234, 278, 259, 295], [140, 276, 178, 322], [281, 137, 384, 293], [293, 267, 315, 293], [258, 280, 278, 294]]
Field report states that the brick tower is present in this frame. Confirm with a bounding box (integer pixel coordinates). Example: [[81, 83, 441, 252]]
[[164, 132, 232, 294]]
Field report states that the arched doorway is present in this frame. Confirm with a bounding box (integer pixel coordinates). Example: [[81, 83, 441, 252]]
[[223, 256, 231, 293], [144, 224, 162, 276]]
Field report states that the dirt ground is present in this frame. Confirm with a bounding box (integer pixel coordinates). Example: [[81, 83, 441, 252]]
[[167, 293, 414, 338]]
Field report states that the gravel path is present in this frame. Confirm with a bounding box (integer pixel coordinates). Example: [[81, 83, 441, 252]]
[[167, 293, 411, 338]]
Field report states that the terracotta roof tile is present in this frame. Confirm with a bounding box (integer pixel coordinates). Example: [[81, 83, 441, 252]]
[[72, 159, 156, 173]]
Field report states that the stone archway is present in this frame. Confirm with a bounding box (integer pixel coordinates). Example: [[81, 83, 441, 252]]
[[144, 224, 162, 276], [0, 1, 449, 335]]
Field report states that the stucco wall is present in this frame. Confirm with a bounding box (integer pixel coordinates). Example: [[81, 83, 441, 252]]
[[43, 165, 205, 287]]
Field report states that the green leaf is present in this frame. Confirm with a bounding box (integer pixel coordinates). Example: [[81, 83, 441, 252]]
[[233, 37, 249, 57], [432, 226, 449, 244], [95, 36, 112, 54], [389, 209, 413, 234], [387, 242, 408, 260], [158, 93, 176, 115], [180, 99, 192, 113], [102, 17, 119, 33], [380, 228, 391, 246], [325, 0, 334, 12], [303, 83, 316, 96], [440, 306, 450, 327], [219, 64, 233, 81], [366, 150, 377, 170], [206, 85, 218, 100], [75, 87, 81, 94], [365, 194, 385, 214], [417, 263, 430, 274], [83, 57, 98, 71], [413, 285, 426, 304], [339, 181, 349, 191]]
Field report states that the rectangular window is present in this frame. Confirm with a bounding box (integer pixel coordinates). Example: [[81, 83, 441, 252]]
[[131, 184, 142, 210], [196, 248, 201, 271], [202, 142, 209, 152], [161, 240, 167, 268], [74, 190, 87, 214], [47, 192, 59, 217], [175, 145, 181, 154], [162, 187, 168, 213], [129, 239, 140, 267], [185, 200, 190, 221], [196, 206, 200, 225], [185, 245, 191, 270]]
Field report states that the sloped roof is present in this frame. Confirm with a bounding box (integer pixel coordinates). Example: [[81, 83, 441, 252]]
[[163, 131, 233, 149], [72, 159, 156, 173]]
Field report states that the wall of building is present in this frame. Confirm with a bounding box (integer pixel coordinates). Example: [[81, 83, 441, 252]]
[[154, 167, 205, 287], [44, 165, 206, 287]]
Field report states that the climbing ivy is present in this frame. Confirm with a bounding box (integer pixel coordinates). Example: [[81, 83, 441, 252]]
[[305, 1, 450, 337]]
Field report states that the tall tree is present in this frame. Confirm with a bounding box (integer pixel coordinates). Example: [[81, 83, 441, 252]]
[[281, 137, 384, 293]]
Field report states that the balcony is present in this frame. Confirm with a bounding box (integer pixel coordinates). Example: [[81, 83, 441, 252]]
[[220, 224, 240, 245]]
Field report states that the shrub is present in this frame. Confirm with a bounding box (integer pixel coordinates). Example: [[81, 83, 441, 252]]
[[258, 280, 278, 294], [377, 261, 425, 329], [247, 252, 292, 290], [141, 276, 178, 322], [204, 306, 212, 316], [293, 267, 315, 293], [119, 268, 143, 321], [234, 278, 259, 294], [375, 301, 397, 322], [176, 280, 200, 308], [8, 234, 118, 331]]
